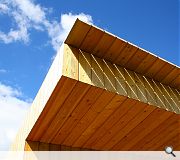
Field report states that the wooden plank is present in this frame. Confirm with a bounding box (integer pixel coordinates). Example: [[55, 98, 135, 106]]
[[40, 82, 91, 143], [168, 87, 180, 103], [60, 145, 71, 151], [28, 78, 77, 141], [103, 104, 155, 150], [114, 43, 138, 66], [147, 125, 178, 150], [38, 142, 49, 151], [113, 65, 127, 96], [159, 83, 179, 113], [135, 54, 158, 74], [49, 144, 61, 151], [69, 46, 79, 79], [103, 60, 116, 92], [161, 67, 179, 84], [175, 89, 180, 101], [72, 95, 127, 148], [129, 114, 178, 150], [106, 105, 156, 150], [63, 44, 79, 80], [92, 32, 116, 58], [145, 58, 166, 78], [24, 141, 39, 151], [155, 134, 179, 151], [167, 87, 180, 113], [125, 49, 148, 71], [71, 147, 81, 151], [111, 109, 173, 150], [63, 44, 73, 78], [153, 63, 175, 82], [65, 19, 91, 48], [176, 89, 180, 95], [51, 86, 104, 144], [150, 125, 178, 150], [171, 75, 180, 89], [133, 73, 148, 103], [79, 50, 92, 84], [152, 80, 172, 112], [142, 77, 157, 106], [80, 27, 104, 53], [63, 91, 116, 147], [93, 102, 147, 150], [91, 55, 104, 88], [83, 98, 136, 149], [102, 38, 127, 62], [124, 69, 138, 100]]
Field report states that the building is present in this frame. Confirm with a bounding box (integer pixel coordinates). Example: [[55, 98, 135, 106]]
[[11, 19, 180, 151]]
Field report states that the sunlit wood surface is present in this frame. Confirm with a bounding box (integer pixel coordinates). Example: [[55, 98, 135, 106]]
[[11, 19, 180, 151]]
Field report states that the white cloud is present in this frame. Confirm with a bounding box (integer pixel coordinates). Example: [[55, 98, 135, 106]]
[[0, 82, 20, 97], [0, 82, 31, 150], [12, 0, 46, 23], [0, 3, 9, 13], [48, 13, 93, 50], [0, 69, 7, 73], [0, 1, 93, 150], [0, 0, 93, 50]]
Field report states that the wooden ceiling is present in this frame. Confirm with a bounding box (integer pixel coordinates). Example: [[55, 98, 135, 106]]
[[26, 42, 180, 151], [65, 19, 180, 90], [27, 78, 180, 150]]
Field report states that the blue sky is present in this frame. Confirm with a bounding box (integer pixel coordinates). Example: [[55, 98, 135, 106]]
[[0, 0, 179, 150]]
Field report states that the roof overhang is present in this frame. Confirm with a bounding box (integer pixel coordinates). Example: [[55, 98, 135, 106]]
[[11, 19, 180, 151], [65, 19, 180, 90]]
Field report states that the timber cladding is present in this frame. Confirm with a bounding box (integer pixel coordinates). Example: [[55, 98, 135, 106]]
[[11, 19, 180, 151], [63, 44, 180, 113], [25, 141, 94, 151], [65, 19, 180, 90]]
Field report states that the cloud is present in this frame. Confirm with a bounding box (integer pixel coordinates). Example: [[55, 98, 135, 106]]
[[12, 0, 46, 23], [0, 82, 31, 150], [48, 13, 93, 50], [0, 0, 45, 43], [0, 3, 9, 13], [0, 69, 7, 73], [0, 0, 93, 50], [0, 0, 93, 150]]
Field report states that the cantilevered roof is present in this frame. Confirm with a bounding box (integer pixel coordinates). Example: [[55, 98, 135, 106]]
[[11, 19, 180, 151], [65, 19, 180, 90]]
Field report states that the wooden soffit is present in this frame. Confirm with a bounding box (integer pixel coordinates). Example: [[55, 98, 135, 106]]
[[65, 19, 180, 90], [25, 44, 180, 151], [11, 20, 180, 151]]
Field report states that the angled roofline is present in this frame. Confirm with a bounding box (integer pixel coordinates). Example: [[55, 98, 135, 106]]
[[65, 19, 180, 89]]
